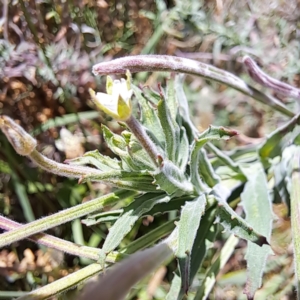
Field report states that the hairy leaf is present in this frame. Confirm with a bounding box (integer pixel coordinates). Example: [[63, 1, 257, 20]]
[[241, 164, 273, 299], [101, 193, 171, 255], [259, 113, 300, 160], [157, 93, 180, 162], [176, 194, 206, 295], [65, 150, 120, 171], [215, 193, 268, 246], [131, 85, 165, 145], [153, 159, 194, 196]]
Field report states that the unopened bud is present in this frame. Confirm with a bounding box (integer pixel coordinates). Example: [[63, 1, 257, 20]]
[[0, 116, 37, 156]]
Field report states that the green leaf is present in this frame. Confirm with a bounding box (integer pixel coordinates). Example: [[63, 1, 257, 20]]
[[259, 113, 300, 160], [65, 150, 120, 171], [214, 186, 269, 246], [174, 74, 199, 141], [241, 164, 273, 299], [190, 126, 237, 193], [81, 170, 158, 192], [166, 273, 181, 300], [82, 210, 123, 226], [198, 148, 220, 187], [101, 125, 136, 171], [132, 85, 165, 145], [122, 219, 176, 255], [198, 125, 238, 147], [165, 75, 178, 122], [189, 206, 218, 284], [206, 143, 245, 178], [147, 196, 195, 216], [176, 194, 206, 295], [176, 127, 190, 172], [153, 159, 194, 196], [101, 193, 171, 255], [157, 93, 180, 162], [127, 135, 156, 171]]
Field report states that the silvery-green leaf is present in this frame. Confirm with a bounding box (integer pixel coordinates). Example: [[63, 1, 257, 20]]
[[82, 210, 123, 226], [65, 150, 120, 171], [176, 127, 190, 172], [132, 85, 165, 145], [241, 164, 273, 299], [175, 74, 199, 140], [102, 125, 139, 171], [166, 273, 181, 300], [259, 113, 300, 161], [214, 190, 268, 246], [189, 206, 218, 284], [153, 159, 194, 196], [190, 126, 237, 193], [82, 170, 158, 192], [101, 193, 170, 255], [176, 194, 206, 295], [198, 148, 220, 187], [157, 94, 180, 163], [166, 75, 178, 122]]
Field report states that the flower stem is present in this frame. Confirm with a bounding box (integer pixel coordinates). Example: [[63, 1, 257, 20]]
[[29, 149, 104, 178], [93, 55, 293, 117], [125, 115, 160, 166], [0, 216, 123, 262], [243, 55, 300, 100], [0, 190, 136, 248]]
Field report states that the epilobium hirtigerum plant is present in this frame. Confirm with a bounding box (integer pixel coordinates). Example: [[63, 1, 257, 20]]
[[1, 54, 300, 300]]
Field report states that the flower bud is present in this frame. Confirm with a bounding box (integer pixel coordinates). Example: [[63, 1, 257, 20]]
[[0, 116, 37, 156]]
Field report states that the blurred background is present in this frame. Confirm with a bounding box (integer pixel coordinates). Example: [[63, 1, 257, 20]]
[[0, 0, 299, 298]]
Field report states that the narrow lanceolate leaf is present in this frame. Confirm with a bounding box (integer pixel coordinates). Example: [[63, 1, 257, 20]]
[[198, 125, 238, 147], [157, 93, 180, 162], [190, 126, 237, 193], [174, 74, 199, 140], [131, 85, 165, 145], [0, 190, 136, 248], [65, 150, 121, 171], [101, 194, 170, 257], [176, 194, 206, 296], [241, 164, 273, 299], [153, 159, 194, 196], [259, 112, 300, 160], [166, 273, 182, 300], [287, 146, 300, 299], [165, 75, 178, 123], [176, 127, 190, 172], [81, 170, 158, 192], [198, 148, 220, 188], [101, 125, 137, 171], [82, 210, 123, 226], [127, 137, 156, 171], [214, 188, 268, 247]]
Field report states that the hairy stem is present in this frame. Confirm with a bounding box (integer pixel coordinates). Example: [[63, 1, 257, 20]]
[[93, 55, 294, 117], [243, 55, 300, 101], [0, 190, 136, 248], [0, 216, 123, 262], [29, 149, 104, 178], [125, 115, 160, 166]]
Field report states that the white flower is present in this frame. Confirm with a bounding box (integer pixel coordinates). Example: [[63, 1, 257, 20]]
[[89, 71, 133, 121]]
